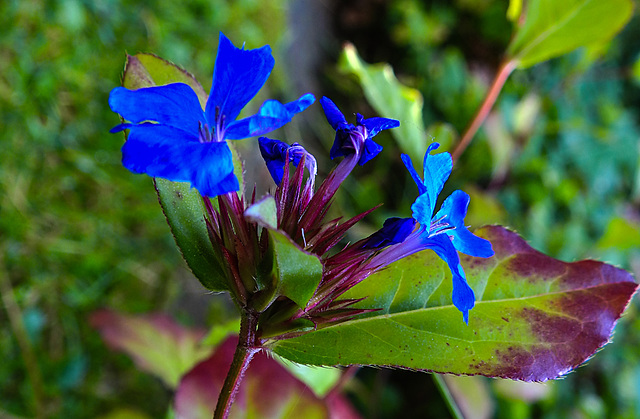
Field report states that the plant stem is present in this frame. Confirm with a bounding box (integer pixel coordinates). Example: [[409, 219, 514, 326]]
[[0, 255, 46, 419], [451, 60, 516, 163], [213, 309, 259, 419], [433, 374, 464, 419]]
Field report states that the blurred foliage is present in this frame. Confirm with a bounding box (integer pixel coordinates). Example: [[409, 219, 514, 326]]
[[0, 0, 289, 417], [1, 0, 639, 417]]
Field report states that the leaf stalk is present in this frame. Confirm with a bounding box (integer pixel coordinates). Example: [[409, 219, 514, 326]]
[[451, 60, 516, 162]]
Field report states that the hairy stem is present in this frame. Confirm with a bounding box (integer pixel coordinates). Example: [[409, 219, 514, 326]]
[[451, 60, 516, 163], [213, 309, 260, 419]]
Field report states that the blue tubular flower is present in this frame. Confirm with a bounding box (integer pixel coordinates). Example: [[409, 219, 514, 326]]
[[368, 143, 493, 324], [258, 137, 317, 185], [320, 97, 399, 165], [109, 32, 315, 197], [362, 217, 416, 249]]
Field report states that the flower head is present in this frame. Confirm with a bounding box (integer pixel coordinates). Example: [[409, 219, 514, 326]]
[[320, 96, 399, 165], [258, 137, 317, 186], [109, 32, 315, 197], [365, 143, 493, 324]]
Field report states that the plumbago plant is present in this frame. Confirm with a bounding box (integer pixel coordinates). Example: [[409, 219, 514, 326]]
[[105, 4, 638, 416]]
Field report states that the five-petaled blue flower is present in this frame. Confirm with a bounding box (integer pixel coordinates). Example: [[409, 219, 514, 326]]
[[320, 96, 399, 165], [109, 32, 315, 197], [366, 143, 494, 324]]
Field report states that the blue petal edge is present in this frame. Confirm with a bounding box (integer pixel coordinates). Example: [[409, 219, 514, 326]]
[[122, 124, 238, 197], [206, 32, 275, 126]]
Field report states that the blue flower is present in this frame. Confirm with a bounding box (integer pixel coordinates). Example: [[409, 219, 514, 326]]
[[320, 97, 399, 165], [366, 143, 493, 324], [404, 143, 493, 322], [109, 32, 315, 197], [258, 137, 317, 185], [362, 217, 416, 249]]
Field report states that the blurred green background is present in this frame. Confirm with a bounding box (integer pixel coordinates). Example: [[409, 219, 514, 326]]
[[1, 0, 639, 417]]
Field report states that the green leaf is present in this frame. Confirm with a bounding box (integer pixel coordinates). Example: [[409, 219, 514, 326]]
[[507, 0, 523, 22], [90, 310, 211, 389], [121, 53, 245, 292], [270, 230, 323, 308], [506, 0, 633, 69], [425, 122, 457, 152], [270, 226, 637, 381], [123, 53, 208, 107], [338, 44, 426, 163], [245, 195, 278, 230], [154, 179, 229, 290], [632, 54, 640, 87]]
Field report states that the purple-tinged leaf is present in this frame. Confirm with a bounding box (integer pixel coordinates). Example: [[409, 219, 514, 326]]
[[90, 310, 211, 388], [270, 226, 638, 381], [174, 337, 359, 419]]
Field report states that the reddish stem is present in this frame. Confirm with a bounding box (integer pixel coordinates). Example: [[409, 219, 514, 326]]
[[451, 60, 516, 163], [213, 309, 260, 419]]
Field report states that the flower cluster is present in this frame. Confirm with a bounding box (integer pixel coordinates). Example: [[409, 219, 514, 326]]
[[109, 33, 493, 335]]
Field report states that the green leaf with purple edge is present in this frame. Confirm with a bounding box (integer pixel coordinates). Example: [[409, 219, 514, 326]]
[[90, 310, 212, 388], [174, 336, 361, 419], [506, 0, 633, 69], [121, 53, 245, 292], [269, 226, 638, 381]]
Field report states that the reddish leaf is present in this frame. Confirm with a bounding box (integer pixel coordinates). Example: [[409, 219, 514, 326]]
[[90, 310, 211, 388], [174, 336, 360, 419]]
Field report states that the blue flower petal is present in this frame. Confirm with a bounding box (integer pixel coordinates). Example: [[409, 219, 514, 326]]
[[122, 124, 238, 197], [424, 234, 475, 324], [452, 274, 475, 325], [206, 32, 275, 125], [284, 93, 316, 114], [258, 137, 290, 184], [436, 190, 495, 258], [109, 84, 205, 137], [421, 143, 452, 217], [410, 193, 435, 227], [358, 138, 383, 165], [361, 116, 400, 139], [362, 217, 416, 249], [320, 96, 348, 130], [224, 93, 315, 140], [401, 154, 428, 195]]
